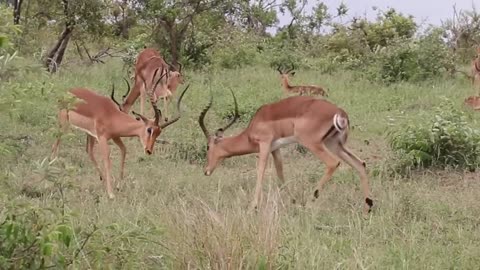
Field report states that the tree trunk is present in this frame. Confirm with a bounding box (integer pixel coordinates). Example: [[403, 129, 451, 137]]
[[170, 35, 179, 65], [13, 0, 23, 24], [121, 6, 129, 39], [45, 27, 73, 73]]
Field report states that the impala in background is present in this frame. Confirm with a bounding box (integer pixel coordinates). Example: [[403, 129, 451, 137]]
[[121, 48, 184, 121], [277, 64, 328, 97]]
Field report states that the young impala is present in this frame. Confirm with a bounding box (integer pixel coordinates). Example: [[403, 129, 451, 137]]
[[50, 71, 191, 199], [121, 48, 184, 120], [198, 92, 373, 213], [277, 64, 328, 97]]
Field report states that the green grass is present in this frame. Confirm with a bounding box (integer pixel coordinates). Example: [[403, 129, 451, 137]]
[[1, 60, 480, 269]]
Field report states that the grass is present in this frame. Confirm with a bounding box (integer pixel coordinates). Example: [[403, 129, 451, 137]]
[[1, 60, 480, 269]]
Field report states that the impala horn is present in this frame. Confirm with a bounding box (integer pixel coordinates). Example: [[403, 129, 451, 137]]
[[122, 77, 131, 99], [110, 83, 121, 109], [198, 91, 214, 139], [159, 84, 191, 129], [276, 64, 283, 74], [217, 88, 239, 133], [177, 62, 183, 73], [286, 63, 295, 74]]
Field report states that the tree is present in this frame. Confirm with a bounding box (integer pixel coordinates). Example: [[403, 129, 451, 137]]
[[44, 0, 105, 73], [140, 0, 224, 64]]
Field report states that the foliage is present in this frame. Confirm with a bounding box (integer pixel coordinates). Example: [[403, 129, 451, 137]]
[[364, 28, 452, 84], [389, 99, 480, 175], [442, 5, 480, 62], [0, 4, 22, 80]]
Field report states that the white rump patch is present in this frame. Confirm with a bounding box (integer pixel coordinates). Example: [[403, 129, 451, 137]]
[[271, 136, 297, 151], [333, 114, 347, 132]]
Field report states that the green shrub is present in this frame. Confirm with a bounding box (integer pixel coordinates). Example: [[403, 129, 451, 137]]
[[364, 28, 452, 84], [388, 99, 480, 175]]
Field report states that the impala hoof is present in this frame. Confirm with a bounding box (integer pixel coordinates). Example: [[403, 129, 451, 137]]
[[365, 197, 373, 213], [313, 189, 320, 199]]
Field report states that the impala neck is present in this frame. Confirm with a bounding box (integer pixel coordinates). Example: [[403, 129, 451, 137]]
[[121, 84, 141, 113], [281, 77, 292, 91], [218, 131, 256, 158], [168, 78, 180, 93], [112, 114, 146, 137]]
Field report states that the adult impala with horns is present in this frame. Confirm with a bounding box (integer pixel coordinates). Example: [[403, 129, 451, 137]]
[[51, 69, 190, 199], [198, 91, 373, 213]]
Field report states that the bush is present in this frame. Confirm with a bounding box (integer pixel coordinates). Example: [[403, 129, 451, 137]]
[[388, 99, 480, 175], [364, 28, 452, 84]]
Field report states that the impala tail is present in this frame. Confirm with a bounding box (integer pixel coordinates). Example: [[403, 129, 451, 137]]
[[333, 113, 348, 132]]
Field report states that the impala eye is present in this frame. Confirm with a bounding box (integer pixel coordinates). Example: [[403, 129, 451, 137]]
[[206, 145, 209, 151], [147, 127, 152, 134]]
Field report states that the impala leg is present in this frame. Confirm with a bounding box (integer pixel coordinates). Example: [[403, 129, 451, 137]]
[[112, 137, 126, 183], [324, 138, 372, 213], [86, 135, 104, 181], [140, 88, 146, 116], [163, 96, 169, 122], [304, 144, 341, 200], [98, 137, 115, 199], [50, 109, 69, 160], [251, 144, 271, 211], [271, 149, 285, 185]]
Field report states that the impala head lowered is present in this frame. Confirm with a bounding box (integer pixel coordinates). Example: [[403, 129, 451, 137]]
[[111, 67, 191, 154], [198, 89, 239, 175], [168, 62, 185, 88]]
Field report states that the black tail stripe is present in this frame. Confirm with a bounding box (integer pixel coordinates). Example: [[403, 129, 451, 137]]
[[321, 125, 337, 141]]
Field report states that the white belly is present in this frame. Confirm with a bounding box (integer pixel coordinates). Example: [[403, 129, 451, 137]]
[[271, 136, 297, 151], [72, 125, 98, 140]]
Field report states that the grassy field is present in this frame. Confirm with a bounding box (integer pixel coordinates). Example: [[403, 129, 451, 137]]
[[1, 61, 480, 269]]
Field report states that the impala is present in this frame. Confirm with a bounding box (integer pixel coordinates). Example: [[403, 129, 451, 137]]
[[198, 92, 373, 213], [464, 95, 480, 110], [121, 48, 184, 120], [50, 71, 190, 199], [277, 64, 328, 97]]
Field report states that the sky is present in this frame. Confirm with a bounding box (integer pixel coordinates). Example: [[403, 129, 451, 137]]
[[276, 0, 478, 28]]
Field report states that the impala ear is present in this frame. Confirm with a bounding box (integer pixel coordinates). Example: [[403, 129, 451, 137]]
[[214, 129, 224, 140], [132, 111, 147, 123]]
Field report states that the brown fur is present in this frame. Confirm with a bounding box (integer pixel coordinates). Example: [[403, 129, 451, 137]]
[[51, 88, 164, 199], [464, 95, 480, 110], [280, 75, 328, 97], [122, 48, 184, 120], [199, 95, 371, 214]]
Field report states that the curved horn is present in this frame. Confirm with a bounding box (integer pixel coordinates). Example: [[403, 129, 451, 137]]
[[159, 84, 191, 129], [198, 91, 213, 139], [276, 64, 283, 74], [122, 77, 131, 99], [152, 67, 167, 94], [165, 60, 176, 71], [152, 68, 168, 125], [218, 88, 239, 132], [286, 63, 295, 74], [177, 62, 183, 73], [110, 83, 121, 109]]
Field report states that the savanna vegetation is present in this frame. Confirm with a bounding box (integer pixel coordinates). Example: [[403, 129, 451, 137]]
[[1, 0, 480, 269]]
